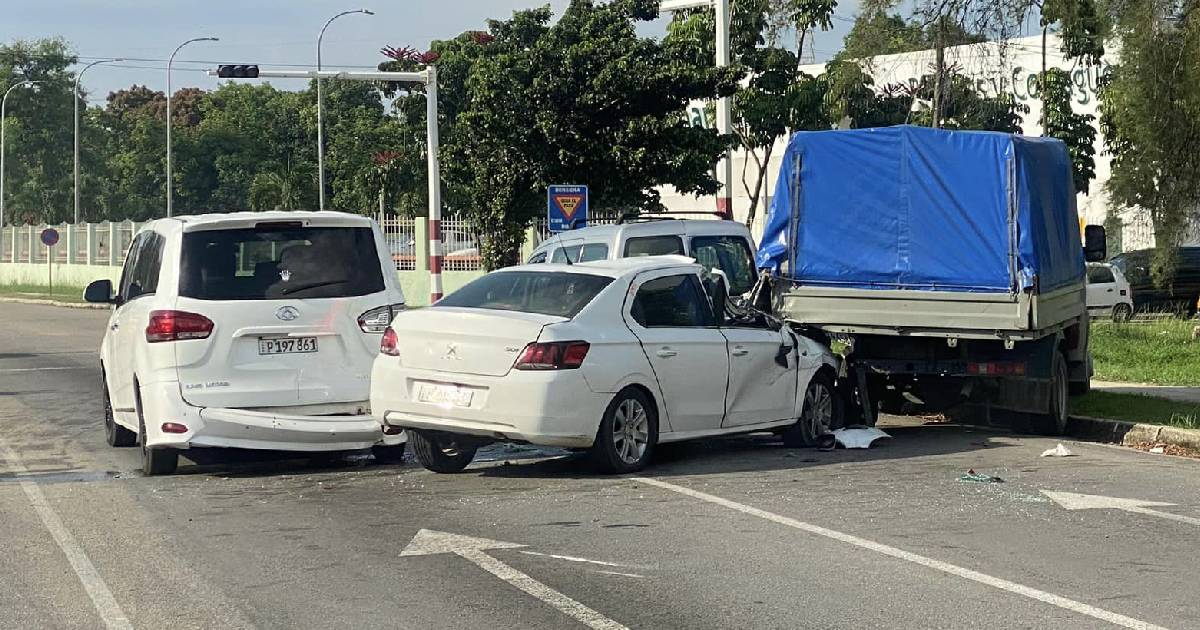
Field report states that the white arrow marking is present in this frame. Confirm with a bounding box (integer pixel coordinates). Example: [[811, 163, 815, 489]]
[[401, 529, 628, 630], [1042, 490, 1200, 527]]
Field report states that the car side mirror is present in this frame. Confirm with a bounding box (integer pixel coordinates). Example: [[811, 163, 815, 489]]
[[83, 279, 115, 304], [1083, 225, 1107, 263]]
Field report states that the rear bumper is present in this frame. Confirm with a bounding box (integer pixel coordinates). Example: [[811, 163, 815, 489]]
[[370, 359, 609, 449], [139, 381, 399, 451]]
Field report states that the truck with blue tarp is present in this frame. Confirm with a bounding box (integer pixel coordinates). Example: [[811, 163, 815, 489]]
[[755, 125, 1108, 433]]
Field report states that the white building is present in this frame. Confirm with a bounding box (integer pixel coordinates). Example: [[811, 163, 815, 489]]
[[660, 33, 1181, 251]]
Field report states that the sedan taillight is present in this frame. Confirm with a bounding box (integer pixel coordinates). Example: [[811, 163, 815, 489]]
[[380, 327, 400, 357], [359, 303, 406, 333], [514, 341, 590, 370], [146, 310, 213, 343]]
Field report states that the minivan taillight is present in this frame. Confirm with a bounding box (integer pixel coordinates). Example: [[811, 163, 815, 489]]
[[514, 341, 590, 370], [146, 310, 213, 343], [359, 303, 406, 333], [380, 327, 400, 356]]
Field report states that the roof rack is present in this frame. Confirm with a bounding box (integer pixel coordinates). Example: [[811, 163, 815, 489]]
[[617, 210, 731, 224]]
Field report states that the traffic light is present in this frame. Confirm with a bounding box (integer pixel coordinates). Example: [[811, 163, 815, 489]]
[[216, 65, 260, 79]]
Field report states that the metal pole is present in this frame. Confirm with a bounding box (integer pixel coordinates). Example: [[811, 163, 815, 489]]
[[1, 80, 39, 244], [317, 9, 374, 211], [75, 59, 122, 224], [425, 66, 443, 303], [167, 37, 218, 218], [714, 0, 733, 220]]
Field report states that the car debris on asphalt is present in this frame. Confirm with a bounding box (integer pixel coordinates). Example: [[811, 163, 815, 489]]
[[832, 426, 891, 449], [1040, 443, 1076, 457], [959, 469, 1005, 483]]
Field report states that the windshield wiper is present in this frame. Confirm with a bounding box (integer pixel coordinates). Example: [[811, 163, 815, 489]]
[[281, 279, 349, 295]]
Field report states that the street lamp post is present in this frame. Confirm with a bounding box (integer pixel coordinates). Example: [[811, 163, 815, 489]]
[[316, 8, 374, 211], [1, 80, 41, 255], [167, 37, 218, 218], [659, 0, 733, 219], [74, 59, 122, 224]]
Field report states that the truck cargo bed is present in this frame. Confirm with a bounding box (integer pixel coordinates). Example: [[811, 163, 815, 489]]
[[775, 282, 1085, 341]]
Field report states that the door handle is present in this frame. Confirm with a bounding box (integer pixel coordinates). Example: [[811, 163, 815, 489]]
[[655, 348, 678, 358], [1107, 288, 1114, 292], [731, 346, 749, 356]]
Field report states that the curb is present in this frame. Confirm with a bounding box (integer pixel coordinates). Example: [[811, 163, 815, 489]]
[[0, 296, 108, 310], [1069, 414, 1200, 451]]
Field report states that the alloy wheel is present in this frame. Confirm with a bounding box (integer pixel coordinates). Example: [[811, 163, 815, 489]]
[[612, 398, 649, 465]]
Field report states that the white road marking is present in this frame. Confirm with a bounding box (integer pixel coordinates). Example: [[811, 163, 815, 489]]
[[402, 529, 628, 630], [633, 477, 1169, 630], [0, 441, 133, 630], [0, 366, 89, 373], [1043, 490, 1200, 527], [594, 570, 645, 579], [520, 550, 647, 569]]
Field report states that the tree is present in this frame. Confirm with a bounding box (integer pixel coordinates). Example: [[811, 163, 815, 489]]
[[1040, 69, 1096, 194], [0, 39, 77, 224], [1100, 0, 1200, 286], [841, 11, 984, 59], [666, 0, 837, 228], [385, 0, 739, 269]]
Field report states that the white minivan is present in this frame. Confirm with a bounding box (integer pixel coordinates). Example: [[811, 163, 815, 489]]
[[85, 211, 407, 475], [528, 219, 760, 296]]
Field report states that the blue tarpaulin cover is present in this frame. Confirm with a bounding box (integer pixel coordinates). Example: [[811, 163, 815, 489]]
[[756, 125, 1085, 293]]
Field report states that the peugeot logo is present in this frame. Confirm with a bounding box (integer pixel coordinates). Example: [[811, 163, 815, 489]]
[[275, 306, 300, 322]]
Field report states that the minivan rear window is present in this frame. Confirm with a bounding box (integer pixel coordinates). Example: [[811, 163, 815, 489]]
[[436, 271, 613, 318], [179, 226, 385, 300]]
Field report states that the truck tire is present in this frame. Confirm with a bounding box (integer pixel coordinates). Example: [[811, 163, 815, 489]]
[[1031, 352, 1070, 436]]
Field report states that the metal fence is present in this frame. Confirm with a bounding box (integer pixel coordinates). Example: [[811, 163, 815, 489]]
[[0, 221, 140, 266], [3, 213, 631, 272], [380, 217, 417, 271]]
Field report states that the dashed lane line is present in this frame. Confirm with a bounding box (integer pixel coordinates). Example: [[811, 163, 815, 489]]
[[633, 476, 1170, 630]]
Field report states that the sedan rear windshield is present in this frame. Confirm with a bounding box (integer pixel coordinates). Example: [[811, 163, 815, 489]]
[[179, 226, 385, 300], [436, 271, 613, 318]]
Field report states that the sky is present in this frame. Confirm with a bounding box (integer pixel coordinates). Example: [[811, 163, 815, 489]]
[[2, 0, 855, 105]]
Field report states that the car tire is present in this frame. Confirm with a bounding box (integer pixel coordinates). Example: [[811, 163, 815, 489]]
[[1112, 303, 1133, 323], [782, 371, 840, 448], [1030, 352, 1070, 436], [409, 431, 476, 473], [135, 383, 178, 476], [590, 387, 658, 474], [102, 371, 136, 448], [371, 443, 407, 465]]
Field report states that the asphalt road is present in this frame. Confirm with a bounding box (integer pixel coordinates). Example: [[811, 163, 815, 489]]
[[2, 301, 1199, 630]]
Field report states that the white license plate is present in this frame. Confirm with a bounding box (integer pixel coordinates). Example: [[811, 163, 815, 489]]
[[417, 383, 474, 408], [258, 337, 318, 355]]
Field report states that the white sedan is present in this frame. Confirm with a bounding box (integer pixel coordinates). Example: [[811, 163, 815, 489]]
[[371, 257, 840, 474]]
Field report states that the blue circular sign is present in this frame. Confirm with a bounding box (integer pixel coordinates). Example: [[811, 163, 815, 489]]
[[40, 228, 59, 247]]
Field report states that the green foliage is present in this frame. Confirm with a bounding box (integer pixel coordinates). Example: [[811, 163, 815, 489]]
[[0, 39, 77, 224], [822, 59, 1027, 132], [1100, 0, 1200, 287], [388, 0, 740, 269], [841, 12, 984, 59], [1041, 0, 1106, 65], [1040, 69, 1096, 194], [667, 0, 837, 227]]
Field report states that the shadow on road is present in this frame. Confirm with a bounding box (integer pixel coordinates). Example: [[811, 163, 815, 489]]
[[475, 420, 1019, 480]]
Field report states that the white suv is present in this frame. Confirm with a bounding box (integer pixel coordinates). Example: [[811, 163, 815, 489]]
[[85, 211, 407, 475], [529, 219, 759, 296]]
